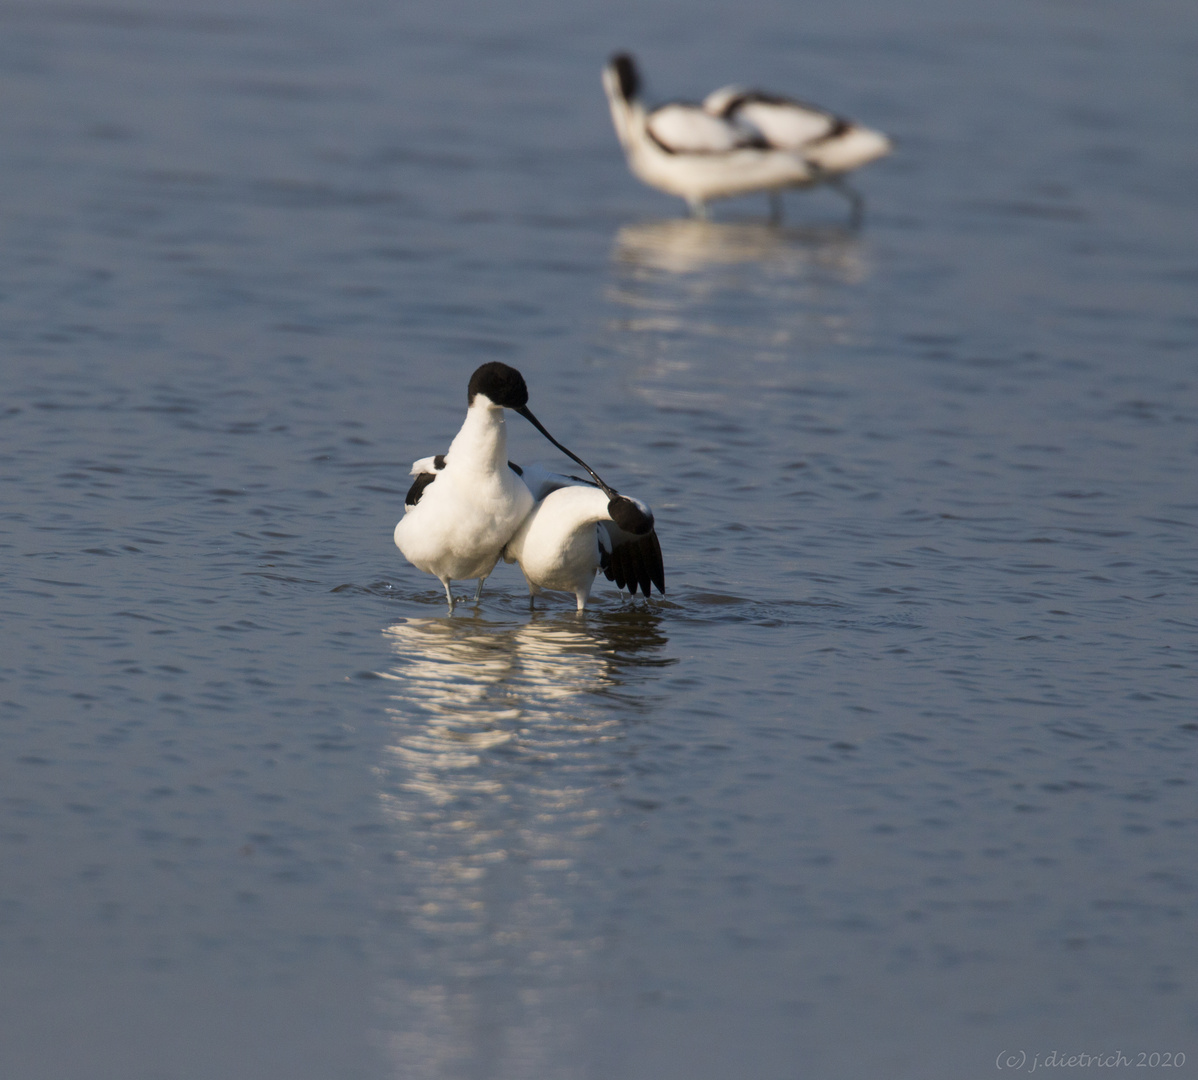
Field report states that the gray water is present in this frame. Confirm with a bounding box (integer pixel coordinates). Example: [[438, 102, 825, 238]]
[[2, 1, 1196, 1078]]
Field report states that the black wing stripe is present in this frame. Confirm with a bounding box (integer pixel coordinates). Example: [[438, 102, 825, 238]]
[[646, 124, 678, 156], [405, 472, 437, 508], [809, 117, 851, 144]]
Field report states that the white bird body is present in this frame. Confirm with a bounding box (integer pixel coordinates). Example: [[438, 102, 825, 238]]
[[645, 103, 759, 154], [603, 54, 890, 219], [704, 86, 834, 146], [603, 56, 815, 216], [702, 86, 891, 173], [503, 467, 664, 612], [393, 404, 533, 594], [394, 363, 609, 612], [505, 485, 606, 607]]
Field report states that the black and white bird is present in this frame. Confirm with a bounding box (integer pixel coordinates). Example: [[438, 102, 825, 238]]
[[602, 52, 890, 221], [503, 464, 664, 612], [394, 363, 610, 612], [702, 85, 891, 172]]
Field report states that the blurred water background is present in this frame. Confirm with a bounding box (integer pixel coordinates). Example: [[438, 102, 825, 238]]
[[1, 0, 1196, 1077]]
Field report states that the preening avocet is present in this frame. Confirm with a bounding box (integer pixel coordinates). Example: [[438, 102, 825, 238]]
[[602, 53, 890, 221], [394, 363, 610, 612], [503, 464, 664, 612]]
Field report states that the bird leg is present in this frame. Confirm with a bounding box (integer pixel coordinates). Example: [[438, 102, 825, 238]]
[[473, 578, 485, 603], [687, 197, 709, 220], [829, 177, 865, 229], [443, 579, 456, 613]]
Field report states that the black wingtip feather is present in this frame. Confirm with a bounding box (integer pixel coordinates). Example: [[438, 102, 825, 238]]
[[647, 530, 665, 594], [602, 530, 664, 599]]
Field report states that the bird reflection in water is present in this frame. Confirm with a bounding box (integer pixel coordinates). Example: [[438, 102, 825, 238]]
[[607, 218, 872, 418], [612, 217, 868, 280], [374, 612, 670, 1080]]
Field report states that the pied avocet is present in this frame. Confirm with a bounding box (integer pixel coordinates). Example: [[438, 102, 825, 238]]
[[394, 363, 609, 612], [603, 52, 890, 221], [503, 464, 664, 612]]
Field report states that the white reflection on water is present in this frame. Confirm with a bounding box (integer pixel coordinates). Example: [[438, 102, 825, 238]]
[[612, 218, 868, 281], [607, 219, 872, 418], [374, 613, 670, 1080]]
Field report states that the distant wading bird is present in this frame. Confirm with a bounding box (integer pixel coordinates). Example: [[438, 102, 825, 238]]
[[503, 463, 664, 612], [602, 52, 891, 222], [394, 363, 613, 612]]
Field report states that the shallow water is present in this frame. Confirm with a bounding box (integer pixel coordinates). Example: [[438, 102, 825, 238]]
[[2, 1, 1196, 1078]]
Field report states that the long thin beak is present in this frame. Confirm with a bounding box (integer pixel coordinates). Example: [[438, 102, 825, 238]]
[[515, 405, 616, 496]]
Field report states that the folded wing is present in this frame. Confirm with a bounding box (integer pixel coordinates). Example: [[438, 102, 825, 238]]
[[646, 103, 765, 154]]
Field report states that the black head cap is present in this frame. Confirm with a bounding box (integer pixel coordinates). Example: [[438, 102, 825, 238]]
[[608, 495, 654, 535], [468, 362, 529, 409], [609, 53, 639, 102]]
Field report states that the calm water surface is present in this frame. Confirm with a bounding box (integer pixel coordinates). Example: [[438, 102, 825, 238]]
[[1, 1, 1196, 1078]]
